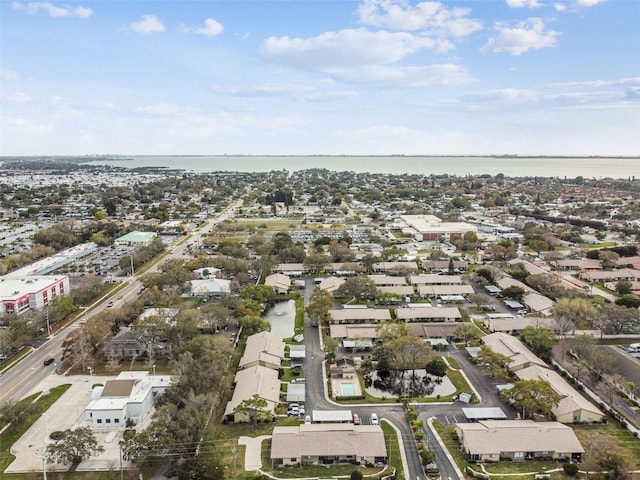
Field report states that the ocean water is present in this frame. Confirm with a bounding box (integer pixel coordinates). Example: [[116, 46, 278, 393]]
[[89, 155, 639, 179]]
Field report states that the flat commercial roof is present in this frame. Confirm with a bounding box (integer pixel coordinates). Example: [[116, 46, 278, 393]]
[[462, 407, 508, 420]]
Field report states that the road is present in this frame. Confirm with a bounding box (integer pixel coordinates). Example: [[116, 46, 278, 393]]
[[0, 200, 242, 404]]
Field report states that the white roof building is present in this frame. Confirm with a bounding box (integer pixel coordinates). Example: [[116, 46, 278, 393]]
[[85, 371, 171, 428]]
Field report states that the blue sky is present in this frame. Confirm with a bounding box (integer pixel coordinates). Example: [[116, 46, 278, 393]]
[[1, 0, 638, 156]]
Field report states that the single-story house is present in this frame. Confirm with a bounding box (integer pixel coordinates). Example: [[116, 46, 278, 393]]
[[422, 260, 468, 272], [371, 262, 418, 274], [328, 308, 392, 324], [187, 278, 231, 297], [396, 306, 462, 323], [407, 322, 461, 342], [409, 274, 463, 286], [482, 332, 547, 372], [418, 284, 474, 298], [376, 285, 415, 296], [273, 263, 305, 277], [224, 365, 281, 423], [271, 424, 387, 467], [238, 331, 285, 370], [522, 292, 555, 317], [515, 365, 604, 423], [368, 275, 408, 287], [484, 316, 561, 335], [265, 273, 292, 294], [104, 327, 146, 360], [318, 276, 346, 293], [456, 420, 584, 463]]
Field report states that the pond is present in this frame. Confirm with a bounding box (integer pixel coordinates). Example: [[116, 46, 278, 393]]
[[263, 299, 296, 338], [364, 369, 456, 399]]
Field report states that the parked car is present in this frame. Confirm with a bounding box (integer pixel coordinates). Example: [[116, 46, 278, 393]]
[[353, 413, 361, 425], [43, 357, 54, 366], [304, 415, 312, 424], [107, 301, 114, 307], [370, 413, 379, 425]]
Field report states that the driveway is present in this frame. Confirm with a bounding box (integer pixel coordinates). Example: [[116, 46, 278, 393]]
[[6, 374, 141, 475]]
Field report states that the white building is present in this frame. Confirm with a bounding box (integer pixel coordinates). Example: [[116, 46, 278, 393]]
[[85, 371, 171, 428], [0, 275, 70, 315]]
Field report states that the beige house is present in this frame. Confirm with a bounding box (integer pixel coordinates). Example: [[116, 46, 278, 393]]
[[271, 424, 387, 467], [238, 331, 285, 370], [417, 284, 475, 298], [318, 276, 346, 293], [396, 306, 462, 323], [328, 308, 392, 324], [456, 420, 584, 463], [371, 262, 418, 273], [265, 273, 292, 294], [515, 365, 604, 423], [223, 365, 281, 423], [484, 316, 560, 335], [410, 274, 463, 286], [482, 332, 547, 371], [368, 274, 408, 287]]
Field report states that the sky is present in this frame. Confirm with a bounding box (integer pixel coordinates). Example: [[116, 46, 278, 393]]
[[1, 0, 639, 156]]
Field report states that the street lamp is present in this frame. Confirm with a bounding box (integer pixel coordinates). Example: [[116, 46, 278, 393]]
[[130, 255, 135, 276], [152, 364, 156, 376]]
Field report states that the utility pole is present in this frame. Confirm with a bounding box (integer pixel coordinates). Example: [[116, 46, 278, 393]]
[[585, 434, 594, 480], [119, 442, 124, 480], [130, 255, 135, 276], [232, 446, 237, 480]]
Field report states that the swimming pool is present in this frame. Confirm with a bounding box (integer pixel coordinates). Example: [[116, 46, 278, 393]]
[[341, 382, 357, 396]]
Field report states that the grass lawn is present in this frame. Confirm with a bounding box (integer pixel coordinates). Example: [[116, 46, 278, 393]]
[[573, 420, 640, 470], [582, 242, 617, 248], [0, 385, 71, 474]]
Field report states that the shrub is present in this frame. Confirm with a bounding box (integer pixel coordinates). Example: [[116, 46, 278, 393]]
[[123, 429, 136, 440], [563, 464, 579, 476], [49, 431, 64, 441], [350, 470, 363, 480]]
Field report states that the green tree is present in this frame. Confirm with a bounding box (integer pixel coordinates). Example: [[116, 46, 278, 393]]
[[387, 335, 433, 372], [234, 394, 272, 430], [350, 471, 364, 480], [520, 326, 556, 361], [615, 278, 632, 295], [554, 297, 597, 335], [46, 426, 104, 465], [500, 285, 525, 302], [303, 252, 330, 274], [499, 379, 561, 419], [334, 277, 377, 302], [425, 358, 447, 377], [0, 400, 37, 427], [475, 345, 512, 379], [305, 289, 334, 325], [239, 284, 275, 303], [239, 315, 271, 335], [454, 323, 480, 346]]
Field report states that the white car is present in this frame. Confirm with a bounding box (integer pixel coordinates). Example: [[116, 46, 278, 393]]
[[370, 413, 379, 425], [304, 415, 312, 424]]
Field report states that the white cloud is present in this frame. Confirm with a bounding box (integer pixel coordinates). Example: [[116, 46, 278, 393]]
[[194, 18, 224, 37], [210, 83, 359, 102], [549, 77, 640, 88], [261, 28, 443, 70], [135, 103, 191, 117], [480, 18, 558, 55], [554, 3, 568, 11], [0, 68, 20, 81], [576, 0, 605, 6], [129, 15, 165, 34], [3, 117, 55, 132], [356, 0, 482, 36], [11, 1, 92, 18], [328, 64, 475, 87], [1, 92, 33, 104], [506, 0, 543, 8]]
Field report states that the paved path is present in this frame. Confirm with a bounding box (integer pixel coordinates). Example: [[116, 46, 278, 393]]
[[239, 435, 271, 471]]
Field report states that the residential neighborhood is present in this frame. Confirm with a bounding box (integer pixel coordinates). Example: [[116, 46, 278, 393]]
[[1, 158, 639, 480]]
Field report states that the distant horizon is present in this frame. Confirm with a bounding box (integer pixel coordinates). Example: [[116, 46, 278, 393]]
[[2, 153, 639, 159]]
